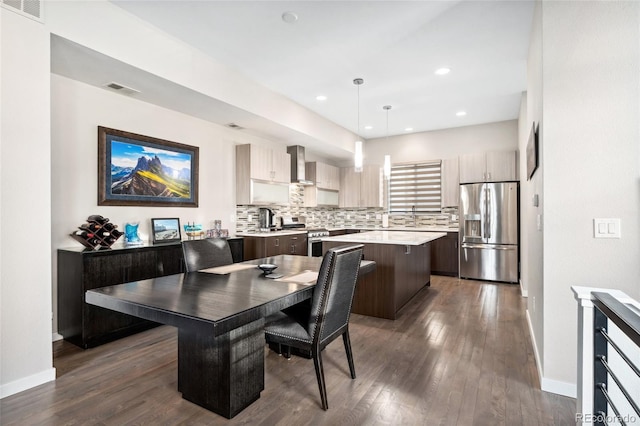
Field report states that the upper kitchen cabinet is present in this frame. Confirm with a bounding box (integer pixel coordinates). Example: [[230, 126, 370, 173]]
[[441, 157, 459, 208], [236, 144, 291, 205], [339, 165, 383, 208], [459, 150, 517, 183], [304, 161, 340, 207], [306, 162, 340, 190]]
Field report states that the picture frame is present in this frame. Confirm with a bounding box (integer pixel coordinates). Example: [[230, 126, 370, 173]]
[[526, 122, 539, 180], [151, 218, 182, 244], [98, 126, 199, 207]]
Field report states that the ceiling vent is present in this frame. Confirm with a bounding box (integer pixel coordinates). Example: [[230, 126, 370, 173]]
[[226, 123, 244, 130], [2, 0, 43, 22], [103, 82, 141, 96]]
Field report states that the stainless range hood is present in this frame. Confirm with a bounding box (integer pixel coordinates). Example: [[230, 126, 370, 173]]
[[287, 145, 314, 185]]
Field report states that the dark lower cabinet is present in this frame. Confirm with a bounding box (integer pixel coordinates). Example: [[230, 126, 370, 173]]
[[242, 233, 307, 260], [58, 243, 184, 348], [430, 232, 459, 276]]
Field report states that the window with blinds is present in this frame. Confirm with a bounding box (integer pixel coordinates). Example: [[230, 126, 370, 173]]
[[388, 161, 442, 214]]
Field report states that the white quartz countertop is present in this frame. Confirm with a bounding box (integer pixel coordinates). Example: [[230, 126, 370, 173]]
[[236, 230, 307, 237], [320, 230, 447, 246], [327, 226, 458, 233]]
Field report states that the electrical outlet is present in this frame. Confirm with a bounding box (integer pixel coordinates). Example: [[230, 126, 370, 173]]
[[366, 214, 370, 220], [247, 214, 252, 222], [347, 214, 351, 220]]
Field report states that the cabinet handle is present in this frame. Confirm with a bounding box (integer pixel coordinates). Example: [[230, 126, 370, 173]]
[[291, 244, 295, 254], [275, 238, 279, 247], [405, 245, 411, 255], [488, 172, 491, 181]]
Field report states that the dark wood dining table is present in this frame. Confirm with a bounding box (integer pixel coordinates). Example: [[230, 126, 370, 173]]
[[85, 254, 325, 419]]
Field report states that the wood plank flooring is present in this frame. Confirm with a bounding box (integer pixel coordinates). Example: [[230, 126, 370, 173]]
[[0, 276, 576, 425]]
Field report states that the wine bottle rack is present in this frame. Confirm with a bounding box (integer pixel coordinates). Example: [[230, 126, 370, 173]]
[[70, 215, 123, 249]]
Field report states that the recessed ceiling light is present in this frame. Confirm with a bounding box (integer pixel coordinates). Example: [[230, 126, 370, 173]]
[[404, 127, 413, 132], [364, 125, 373, 130], [456, 111, 467, 116], [282, 11, 298, 23], [316, 95, 327, 101], [434, 67, 451, 76]]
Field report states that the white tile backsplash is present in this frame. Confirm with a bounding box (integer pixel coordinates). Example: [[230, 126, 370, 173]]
[[235, 184, 458, 232]]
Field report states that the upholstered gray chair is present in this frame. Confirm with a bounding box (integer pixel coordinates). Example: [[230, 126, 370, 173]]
[[181, 238, 233, 272], [264, 244, 364, 410]]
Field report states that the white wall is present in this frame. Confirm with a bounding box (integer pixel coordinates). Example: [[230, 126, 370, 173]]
[[363, 120, 518, 166], [522, 0, 546, 388], [0, 9, 55, 397], [536, 1, 640, 396], [51, 73, 290, 334]]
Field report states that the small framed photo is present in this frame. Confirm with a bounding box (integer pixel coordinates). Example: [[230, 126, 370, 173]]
[[151, 218, 182, 244]]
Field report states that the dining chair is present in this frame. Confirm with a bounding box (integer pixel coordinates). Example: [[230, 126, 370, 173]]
[[264, 243, 364, 410], [181, 238, 233, 272]]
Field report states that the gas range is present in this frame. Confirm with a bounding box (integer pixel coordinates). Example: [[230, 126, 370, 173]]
[[306, 228, 329, 257], [306, 228, 330, 240]]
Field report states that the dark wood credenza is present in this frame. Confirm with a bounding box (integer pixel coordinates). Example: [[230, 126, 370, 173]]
[[57, 238, 244, 348]]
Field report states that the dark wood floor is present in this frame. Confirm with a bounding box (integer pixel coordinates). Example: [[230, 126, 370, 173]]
[[1, 276, 576, 425]]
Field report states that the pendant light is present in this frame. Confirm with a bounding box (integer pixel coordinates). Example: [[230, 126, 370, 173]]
[[383, 105, 392, 179], [353, 78, 364, 172]]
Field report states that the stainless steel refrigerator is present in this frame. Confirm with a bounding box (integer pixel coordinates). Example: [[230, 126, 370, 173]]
[[459, 182, 519, 283]]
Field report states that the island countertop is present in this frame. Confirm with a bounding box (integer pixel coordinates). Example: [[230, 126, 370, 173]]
[[320, 230, 446, 246]]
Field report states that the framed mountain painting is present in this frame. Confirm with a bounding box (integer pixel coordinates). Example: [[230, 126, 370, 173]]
[[98, 126, 199, 207]]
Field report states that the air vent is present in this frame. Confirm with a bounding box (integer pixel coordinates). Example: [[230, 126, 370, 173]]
[[103, 82, 141, 96], [226, 123, 244, 130], [2, 0, 43, 22]]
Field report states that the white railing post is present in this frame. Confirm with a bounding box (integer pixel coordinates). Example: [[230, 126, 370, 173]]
[[571, 286, 632, 425]]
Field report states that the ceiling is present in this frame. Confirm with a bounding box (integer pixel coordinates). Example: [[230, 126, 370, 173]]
[[110, 1, 533, 139], [51, 1, 534, 159]]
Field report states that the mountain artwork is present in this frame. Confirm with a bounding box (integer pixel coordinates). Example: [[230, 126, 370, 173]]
[[109, 140, 192, 199]]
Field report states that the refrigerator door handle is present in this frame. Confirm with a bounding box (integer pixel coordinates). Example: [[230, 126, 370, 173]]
[[485, 186, 491, 240]]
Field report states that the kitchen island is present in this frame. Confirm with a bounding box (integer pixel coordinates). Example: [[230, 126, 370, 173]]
[[321, 231, 446, 320]]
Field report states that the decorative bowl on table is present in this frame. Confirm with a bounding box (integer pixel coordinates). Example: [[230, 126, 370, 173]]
[[257, 264, 278, 275]]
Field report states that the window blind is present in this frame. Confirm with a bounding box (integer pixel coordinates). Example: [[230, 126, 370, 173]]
[[388, 161, 442, 214]]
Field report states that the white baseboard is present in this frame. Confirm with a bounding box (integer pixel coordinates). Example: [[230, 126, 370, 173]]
[[525, 310, 577, 398], [541, 377, 577, 398], [0, 368, 56, 399], [525, 309, 543, 385], [52, 332, 63, 342], [519, 279, 528, 297]]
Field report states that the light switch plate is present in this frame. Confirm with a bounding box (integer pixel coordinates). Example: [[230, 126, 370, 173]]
[[593, 218, 621, 238]]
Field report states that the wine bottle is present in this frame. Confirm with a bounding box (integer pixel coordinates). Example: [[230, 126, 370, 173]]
[[103, 236, 117, 245], [73, 230, 94, 238], [79, 223, 100, 232], [87, 215, 109, 224]]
